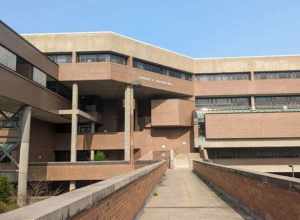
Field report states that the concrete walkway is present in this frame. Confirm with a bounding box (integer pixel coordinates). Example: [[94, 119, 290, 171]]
[[136, 169, 249, 220]]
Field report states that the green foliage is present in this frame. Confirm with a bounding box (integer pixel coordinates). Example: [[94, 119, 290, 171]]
[[0, 177, 11, 203], [94, 151, 106, 161], [0, 176, 17, 213], [0, 199, 18, 213]]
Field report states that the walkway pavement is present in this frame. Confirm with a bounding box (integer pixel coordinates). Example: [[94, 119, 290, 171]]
[[136, 169, 249, 220]]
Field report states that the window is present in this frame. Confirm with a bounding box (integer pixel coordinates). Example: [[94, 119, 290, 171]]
[[47, 53, 72, 64], [33, 67, 47, 87], [16, 56, 33, 80], [196, 97, 250, 110], [77, 52, 127, 65], [0, 45, 70, 99], [194, 72, 250, 81], [255, 71, 300, 80], [46, 76, 71, 99], [255, 96, 300, 109], [133, 58, 193, 81], [0, 45, 16, 70], [207, 147, 300, 159]]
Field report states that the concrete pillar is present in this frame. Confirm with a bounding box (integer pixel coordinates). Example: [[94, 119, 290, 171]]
[[124, 85, 134, 162], [193, 118, 199, 148], [134, 100, 139, 131], [17, 106, 32, 207], [70, 83, 78, 191], [127, 56, 133, 67], [251, 96, 256, 110], [90, 122, 95, 161], [72, 51, 76, 63], [250, 71, 255, 81]]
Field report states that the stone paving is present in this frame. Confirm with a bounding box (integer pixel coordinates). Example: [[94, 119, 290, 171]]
[[136, 169, 249, 220]]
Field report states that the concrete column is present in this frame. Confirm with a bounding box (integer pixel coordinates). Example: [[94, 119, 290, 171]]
[[127, 56, 133, 67], [90, 122, 95, 161], [124, 85, 134, 162], [17, 106, 32, 207], [72, 51, 77, 63], [70, 83, 78, 191], [129, 87, 135, 166], [251, 96, 256, 110], [250, 71, 255, 81], [134, 100, 139, 131], [193, 118, 199, 148]]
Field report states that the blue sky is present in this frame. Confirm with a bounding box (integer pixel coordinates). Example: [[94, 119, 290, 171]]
[[2, 0, 300, 58]]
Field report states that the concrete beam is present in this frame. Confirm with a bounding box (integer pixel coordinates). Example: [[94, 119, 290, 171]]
[[58, 109, 99, 123]]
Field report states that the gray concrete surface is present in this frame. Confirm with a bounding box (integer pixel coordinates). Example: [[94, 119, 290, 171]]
[[136, 169, 248, 220]]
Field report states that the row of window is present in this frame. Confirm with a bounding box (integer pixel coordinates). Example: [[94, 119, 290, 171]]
[[77, 53, 127, 65], [196, 97, 250, 110], [48, 52, 193, 81], [196, 95, 300, 110], [133, 58, 193, 81], [254, 71, 300, 80], [194, 72, 250, 81], [46, 52, 300, 82], [47, 52, 127, 65], [194, 70, 300, 81], [207, 148, 300, 159], [255, 96, 300, 109], [0, 45, 71, 99]]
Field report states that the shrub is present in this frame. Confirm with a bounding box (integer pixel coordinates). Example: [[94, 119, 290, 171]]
[[94, 151, 106, 161], [0, 176, 11, 203]]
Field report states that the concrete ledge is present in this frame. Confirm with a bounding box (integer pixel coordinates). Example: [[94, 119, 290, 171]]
[[193, 160, 300, 220], [0, 161, 166, 220], [29, 160, 130, 166]]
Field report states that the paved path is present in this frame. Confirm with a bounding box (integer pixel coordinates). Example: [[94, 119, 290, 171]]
[[136, 169, 248, 220]]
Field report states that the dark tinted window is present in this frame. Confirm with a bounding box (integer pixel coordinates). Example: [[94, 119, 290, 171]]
[[77, 52, 127, 65], [133, 58, 192, 81], [255, 96, 300, 109], [196, 97, 250, 110], [48, 53, 72, 64], [194, 72, 250, 81], [255, 71, 300, 79]]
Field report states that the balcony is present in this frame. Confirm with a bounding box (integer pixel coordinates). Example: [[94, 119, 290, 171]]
[[28, 161, 134, 181], [59, 62, 193, 96]]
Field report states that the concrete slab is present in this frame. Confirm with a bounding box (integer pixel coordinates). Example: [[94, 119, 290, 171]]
[[136, 169, 249, 220]]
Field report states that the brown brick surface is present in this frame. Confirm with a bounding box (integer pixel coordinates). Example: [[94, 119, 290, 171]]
[[193, 161, 300, 220], [73, 163, 167, 220]]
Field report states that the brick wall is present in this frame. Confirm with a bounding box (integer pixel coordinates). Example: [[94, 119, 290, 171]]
[[1, 161, 167, 220], [193, 160, 300, 220], [73, 161, 167, 220]]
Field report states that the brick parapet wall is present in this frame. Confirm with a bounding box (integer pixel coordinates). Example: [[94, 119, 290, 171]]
[[73, 161, 167, 220], [193, 160, 300, 220], [0, 161, 167, 220]]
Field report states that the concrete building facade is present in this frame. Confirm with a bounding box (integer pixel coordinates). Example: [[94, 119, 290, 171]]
[[1, 20, 300, 203]]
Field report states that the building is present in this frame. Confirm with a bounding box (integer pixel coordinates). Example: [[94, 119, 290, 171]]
[[1, 20, 300, 205]]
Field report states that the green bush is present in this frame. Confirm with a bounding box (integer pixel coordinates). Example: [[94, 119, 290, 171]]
[[94, 151, 106, 161], [0, 176, 11, 203]]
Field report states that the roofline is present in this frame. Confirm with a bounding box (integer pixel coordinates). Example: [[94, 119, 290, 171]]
[[22, 31, 300, 61], [194, 54, 300, 60], [22, 31, 194, 60], [0, 20, 58, 67]]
